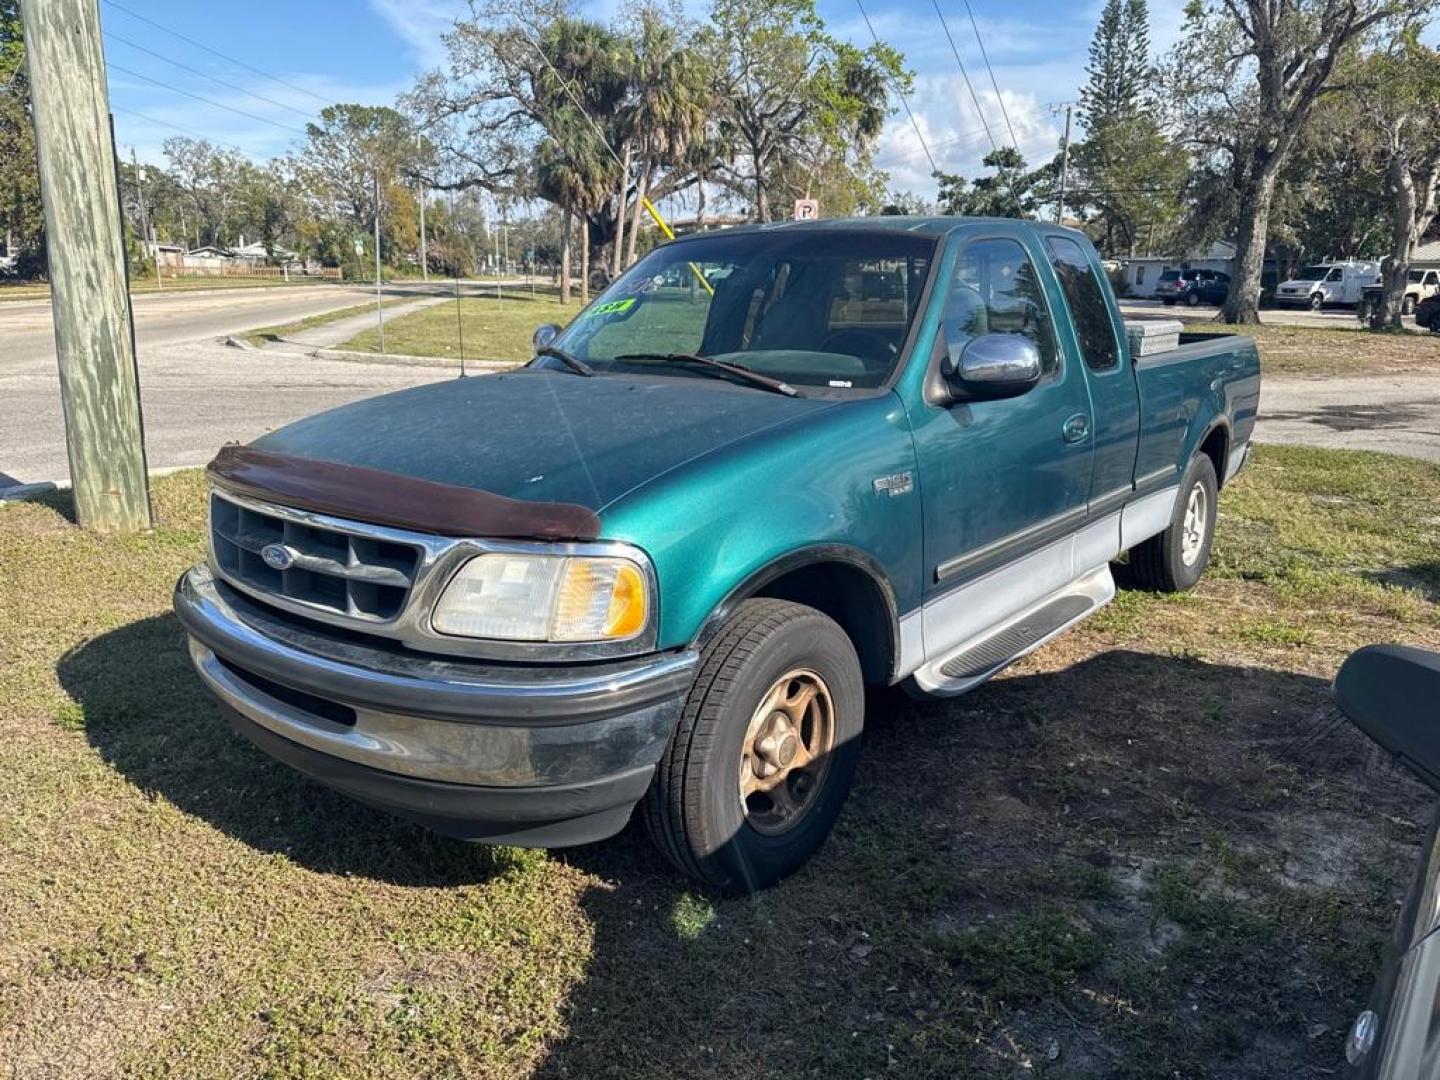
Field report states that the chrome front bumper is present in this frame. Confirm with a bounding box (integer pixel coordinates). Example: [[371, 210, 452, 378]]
[[174, 564, 699, 844]]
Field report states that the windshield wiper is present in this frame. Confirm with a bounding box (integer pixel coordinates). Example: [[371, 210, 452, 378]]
[[535, 345, 595, 377], [612, 352, 798, 397]]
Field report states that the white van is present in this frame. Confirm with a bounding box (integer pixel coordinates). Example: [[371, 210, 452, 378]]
[[1275, 260, 1381, 309]]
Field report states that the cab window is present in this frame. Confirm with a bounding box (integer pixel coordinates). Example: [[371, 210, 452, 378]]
[[942, 238, 1058, 375], [1326, 267, 1343, 282], [1045, 235, 1119, 372]]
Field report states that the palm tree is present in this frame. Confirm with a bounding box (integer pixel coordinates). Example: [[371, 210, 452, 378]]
[[619, 14, 711, 265], [535, 115, 615, 304]]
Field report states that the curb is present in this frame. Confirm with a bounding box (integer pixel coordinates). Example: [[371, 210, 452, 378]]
[[310, 347, 520, 371], [1, 464, 195, 503]]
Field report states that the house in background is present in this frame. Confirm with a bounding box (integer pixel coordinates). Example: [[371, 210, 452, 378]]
[[1411, 238, 1440, 271], [1119, 241, 1238, 298], [231, 234, 298, 263]]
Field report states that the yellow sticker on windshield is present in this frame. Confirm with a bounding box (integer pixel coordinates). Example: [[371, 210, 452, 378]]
[[585, 298, 636, 318]]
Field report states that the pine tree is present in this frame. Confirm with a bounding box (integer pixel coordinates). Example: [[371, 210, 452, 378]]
[[1079, 0, 1152, 129]]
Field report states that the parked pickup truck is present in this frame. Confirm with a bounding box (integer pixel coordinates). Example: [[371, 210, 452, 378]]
[[1361, 267, 1440, 320], [175, 218, 1260, 892]]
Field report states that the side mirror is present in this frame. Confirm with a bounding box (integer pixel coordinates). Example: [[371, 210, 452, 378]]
[[941, 333, 1043, 401], [532, 323, 561, 351]]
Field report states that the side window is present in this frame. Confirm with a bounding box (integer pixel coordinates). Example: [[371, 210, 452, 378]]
[[1045, 235, 1120, 372], [1326, 267, 1343, 282], [1135, 265, 1146, 285], [943, 238, 1058, 375]]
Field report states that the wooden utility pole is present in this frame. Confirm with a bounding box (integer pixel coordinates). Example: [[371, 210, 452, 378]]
[[21, 0, 151, 531], [1053, 102, 1073, 225]]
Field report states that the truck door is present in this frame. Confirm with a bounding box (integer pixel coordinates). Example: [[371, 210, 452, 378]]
[[909, 233, 1094, 648], [1041, 233, 1138, 511]]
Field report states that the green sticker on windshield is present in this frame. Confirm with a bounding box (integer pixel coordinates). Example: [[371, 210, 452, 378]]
[[585, 297, 636, 318]]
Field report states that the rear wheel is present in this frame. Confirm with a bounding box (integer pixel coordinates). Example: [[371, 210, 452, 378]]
[[1186, 290, 1202, 307], [643, 599, 864, 893], [1126, 453, 1218, 593]]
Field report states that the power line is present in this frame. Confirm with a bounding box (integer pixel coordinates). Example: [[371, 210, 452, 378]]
[[106, 62, 309, 138], [110, 104, 252, 157], [855, 0, 937, 174], [515, 23, 626, 173], [959, 0, 1020, 149], [879, 121, 997, 167], [931, 0, 996, 154], [103, 29, 318, 123], [101, 0, 335, 109]]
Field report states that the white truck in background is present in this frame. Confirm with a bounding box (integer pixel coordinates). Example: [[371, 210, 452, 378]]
[[1275, 260, 1381, 310], [1361, 267, 1440, 320]]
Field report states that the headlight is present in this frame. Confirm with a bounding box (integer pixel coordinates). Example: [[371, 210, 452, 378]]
[[431, 553, 649, 642]]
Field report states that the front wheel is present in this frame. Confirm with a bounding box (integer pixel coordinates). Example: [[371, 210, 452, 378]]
[[643, 599, 864, 893], [1186, 290, 1202, 307], [1309, 292, 1325, 311], [1403, 295, 1417, 316], [1125, 453, 1219, 592]]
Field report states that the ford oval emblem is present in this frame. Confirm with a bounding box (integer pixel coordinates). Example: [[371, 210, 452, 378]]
[[260, 543, 296, 571]]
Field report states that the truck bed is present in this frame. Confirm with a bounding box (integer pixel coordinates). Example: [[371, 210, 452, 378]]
[[1132, 330, 1262, 482]]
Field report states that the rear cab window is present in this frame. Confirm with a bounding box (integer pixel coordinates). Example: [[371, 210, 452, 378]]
[[1045, 235, 1120, 372]]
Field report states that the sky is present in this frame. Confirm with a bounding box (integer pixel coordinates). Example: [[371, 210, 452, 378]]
[[97, 0, 1194, 206]]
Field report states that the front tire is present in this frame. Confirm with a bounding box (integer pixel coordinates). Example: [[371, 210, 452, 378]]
[[1403, 295, 1417, 316], [1126, 453, 1219, 593], [643, 599, 864, 893], [1309, 292, 1325, 311], [1186, 291, 1201, 307]]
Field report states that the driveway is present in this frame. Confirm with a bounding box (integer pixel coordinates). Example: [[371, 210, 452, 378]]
[[1118, 297, 1404, 330], [1255, 373, 1440, 463], [1, 286, 453, 490]]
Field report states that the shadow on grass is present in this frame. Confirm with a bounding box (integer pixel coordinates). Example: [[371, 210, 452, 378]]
[[57, 614, 1416, 1076], [56, 613, 517, 887], [1365, 561, 1440, 605]]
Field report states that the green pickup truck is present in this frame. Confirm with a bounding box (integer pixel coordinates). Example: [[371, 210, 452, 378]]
[[175, 217, 1260, 892]]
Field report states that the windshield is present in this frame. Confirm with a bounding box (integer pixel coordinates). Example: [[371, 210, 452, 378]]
[[1296, 266, 1330, 280], [551, 230, 936, 391], [1410, 269, 1426, 282]]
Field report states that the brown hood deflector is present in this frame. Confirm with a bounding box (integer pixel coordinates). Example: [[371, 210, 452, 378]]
[[207, 445, 602, 541]]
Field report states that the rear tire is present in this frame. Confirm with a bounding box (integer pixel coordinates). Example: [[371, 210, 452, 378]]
[[1126, 454, 1218, 593], [1186, 291, 1201, 307], [643, 599, 864, 893]]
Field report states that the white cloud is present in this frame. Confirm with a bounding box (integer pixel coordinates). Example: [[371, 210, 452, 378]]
[[368, 0, 468, 69]]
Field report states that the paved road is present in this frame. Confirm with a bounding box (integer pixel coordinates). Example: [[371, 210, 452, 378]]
[[1254, 374, 1440, 464], [1118, 297, 1408, 330], [1, 286, 452, 489], [6, 282, 1440, 491]]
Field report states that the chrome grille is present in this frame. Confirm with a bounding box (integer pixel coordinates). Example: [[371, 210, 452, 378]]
[[209, 491, 422, 622]]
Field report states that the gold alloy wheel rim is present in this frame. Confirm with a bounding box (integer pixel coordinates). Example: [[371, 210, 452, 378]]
[[738, 668, 836, 835]]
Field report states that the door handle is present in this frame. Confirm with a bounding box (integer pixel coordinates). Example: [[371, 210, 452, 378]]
[[1062, 414, 1090, 444]]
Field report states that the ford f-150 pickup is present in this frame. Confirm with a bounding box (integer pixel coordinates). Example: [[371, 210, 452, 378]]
[[175, 217, 1261, 892]]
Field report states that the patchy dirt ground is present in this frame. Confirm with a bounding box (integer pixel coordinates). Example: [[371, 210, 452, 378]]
[[3, 446, 1439, 1078], [1176, 319, 1440, 378]]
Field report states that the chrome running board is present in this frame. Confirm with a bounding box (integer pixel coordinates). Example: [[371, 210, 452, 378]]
[[910, 565, 1115, 697]]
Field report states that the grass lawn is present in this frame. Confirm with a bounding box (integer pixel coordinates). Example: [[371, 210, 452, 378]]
[[353, 291, 1440, 378], [241, 297, 420, 348], [0, 276, 337, 303], [343, 289, 581, 362], [4, 446, 1440, 1076], [1182, 318, 1440, 377]]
